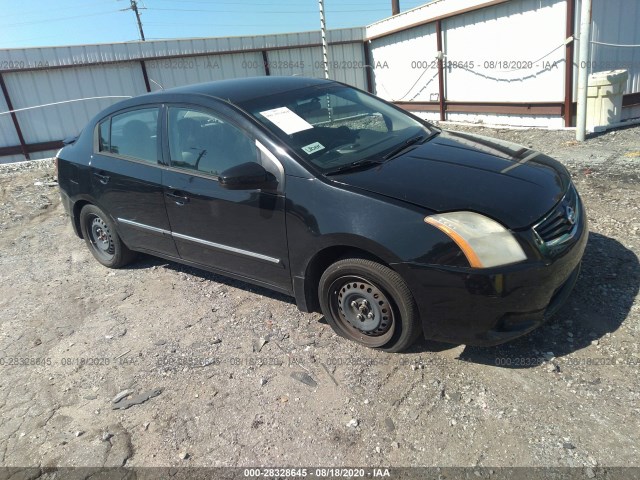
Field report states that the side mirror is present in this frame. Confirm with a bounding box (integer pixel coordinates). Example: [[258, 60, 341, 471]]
[[218, 162, 275, 190]]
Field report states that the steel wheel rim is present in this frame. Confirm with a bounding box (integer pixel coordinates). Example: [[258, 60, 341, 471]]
[[328, 275, 396, 347], [88, 215, 115, 261]]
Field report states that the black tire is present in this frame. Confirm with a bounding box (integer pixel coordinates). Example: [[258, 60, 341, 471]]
[[318, 258, 422, 352], [79, 204, 136, 268]]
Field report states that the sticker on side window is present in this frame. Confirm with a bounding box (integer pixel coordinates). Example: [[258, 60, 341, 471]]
[[259, 107, 313, 135], [301, 142, 325, 155]]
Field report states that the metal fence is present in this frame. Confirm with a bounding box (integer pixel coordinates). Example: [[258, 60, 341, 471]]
[[367, 0, 640, 127], [0, 28, 367, 163], [1, 0, 638, 162]]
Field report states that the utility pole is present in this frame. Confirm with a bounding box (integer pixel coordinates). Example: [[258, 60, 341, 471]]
[[576, 0, 592, 141], [392, 0, 400, 16], [318, 0, 332, 122], [121, 0, 146, 41], [318, 0, 329, 79]]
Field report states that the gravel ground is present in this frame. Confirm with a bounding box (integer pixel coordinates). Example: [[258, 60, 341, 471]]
[[0, 125, 639, 475]]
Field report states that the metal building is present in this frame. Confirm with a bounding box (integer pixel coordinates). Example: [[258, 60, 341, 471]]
[[367, 0, 640, 127], [1, 0, 638, 162], [0, 28, 367, 163]]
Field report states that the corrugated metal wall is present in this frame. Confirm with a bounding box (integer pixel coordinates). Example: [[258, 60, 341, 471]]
[[0, 92, 20, 163], [443, 0, 566, 103], [0, 28, 366, 163], [324, 43, 368, 87], [568, 0, 640, 120], [0, 29, 365, 70], [368, 0, 638, 127], [1, 2, 639, 162], [370, 24, 439, 102], [4, 64, 146, 144], [367, 0, 570, 126], [145, 52, 266, 90], [366, 0, 500, 39], [587, 0, 640, 103]]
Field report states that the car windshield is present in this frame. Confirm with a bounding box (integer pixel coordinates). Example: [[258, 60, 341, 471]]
[[241, 83, 436, 173]]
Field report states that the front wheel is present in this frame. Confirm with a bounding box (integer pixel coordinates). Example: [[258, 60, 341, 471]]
[[318, 258, 421, 352], [79, 204, 136, 268]]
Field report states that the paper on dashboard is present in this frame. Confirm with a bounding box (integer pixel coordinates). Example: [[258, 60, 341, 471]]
[[259, 107, 314, 135]]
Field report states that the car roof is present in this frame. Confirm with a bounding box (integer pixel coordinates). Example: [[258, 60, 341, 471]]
[[89, 76, 338, 125], [162, 76, 334, 104]]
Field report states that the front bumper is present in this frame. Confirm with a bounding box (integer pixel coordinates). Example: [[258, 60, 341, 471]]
[[394, 199, 588, 346]]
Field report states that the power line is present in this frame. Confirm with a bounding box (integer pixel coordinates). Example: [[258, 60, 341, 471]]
[[1, 10, 123, 29], [144, 7, 394, 13], [149, 0, 422, 4], [120, 0, 147, 41], [0, 28, 125, 47], [144, 22, 295, 27], [2, 0, 115, 19], [591, 40, 640, 48], [0, 0, 433, 45], [0, 96, 133, 117]]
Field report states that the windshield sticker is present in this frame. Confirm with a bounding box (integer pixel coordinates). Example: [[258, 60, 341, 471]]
[[259, 107, 313, 135], [301, 142, 325, 155]]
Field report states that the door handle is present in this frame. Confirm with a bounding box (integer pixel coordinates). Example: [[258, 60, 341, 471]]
[[93, 172, 110, 185], [166, 191, 190, 206]]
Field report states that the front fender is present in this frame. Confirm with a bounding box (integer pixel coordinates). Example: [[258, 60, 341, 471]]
[[284, 175, 463, 312]]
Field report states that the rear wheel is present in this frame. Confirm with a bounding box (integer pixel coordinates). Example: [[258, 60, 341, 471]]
[[318, 258, 421, 352], [79, 204, 135, 268]]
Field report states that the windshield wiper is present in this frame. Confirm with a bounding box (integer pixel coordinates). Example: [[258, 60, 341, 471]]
[[324, 131, 440, 176], [383, 131, 439, 161], [325, 159, 384, 176]]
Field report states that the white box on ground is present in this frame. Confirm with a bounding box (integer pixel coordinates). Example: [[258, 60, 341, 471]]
[[587, 69, 628, 132]]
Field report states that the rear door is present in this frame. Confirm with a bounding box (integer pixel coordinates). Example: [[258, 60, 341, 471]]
[[90, 106, 178, 256], [161, 104, 290, 291]]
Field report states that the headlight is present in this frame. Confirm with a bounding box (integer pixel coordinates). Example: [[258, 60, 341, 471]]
[[424, 212, 527, 268]]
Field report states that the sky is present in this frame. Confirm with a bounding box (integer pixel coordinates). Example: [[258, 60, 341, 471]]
[[0, 0, 429, 49]]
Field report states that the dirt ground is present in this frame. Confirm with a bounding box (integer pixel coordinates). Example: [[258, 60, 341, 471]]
[[0, 124, 639, 476]]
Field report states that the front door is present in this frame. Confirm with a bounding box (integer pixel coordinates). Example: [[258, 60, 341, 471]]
[[161, 106, 290, 291]]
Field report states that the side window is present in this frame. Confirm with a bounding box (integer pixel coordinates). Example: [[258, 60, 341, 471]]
[[167, 107, 257, 176], [109, 108, 159, 164], [98, 119, 110, 152]]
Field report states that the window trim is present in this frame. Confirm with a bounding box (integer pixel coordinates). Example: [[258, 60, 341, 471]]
[[256, 139, 285, 185], [96, 117, 111, 154], [93, 105, 163, 166], [162, 103, 285, 191]]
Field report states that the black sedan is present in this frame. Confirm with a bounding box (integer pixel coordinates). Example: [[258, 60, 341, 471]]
[[56, 76, 587, 352]]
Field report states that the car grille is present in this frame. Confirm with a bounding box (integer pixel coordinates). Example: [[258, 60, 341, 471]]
[[534, 184, 580, 245]]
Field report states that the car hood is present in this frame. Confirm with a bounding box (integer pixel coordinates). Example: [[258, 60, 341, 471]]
[[331, 130, 571, 230]]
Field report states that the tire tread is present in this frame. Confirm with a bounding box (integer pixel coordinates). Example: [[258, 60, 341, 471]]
[[319, 258, 422, 352], [79, 204, 136, 269]]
